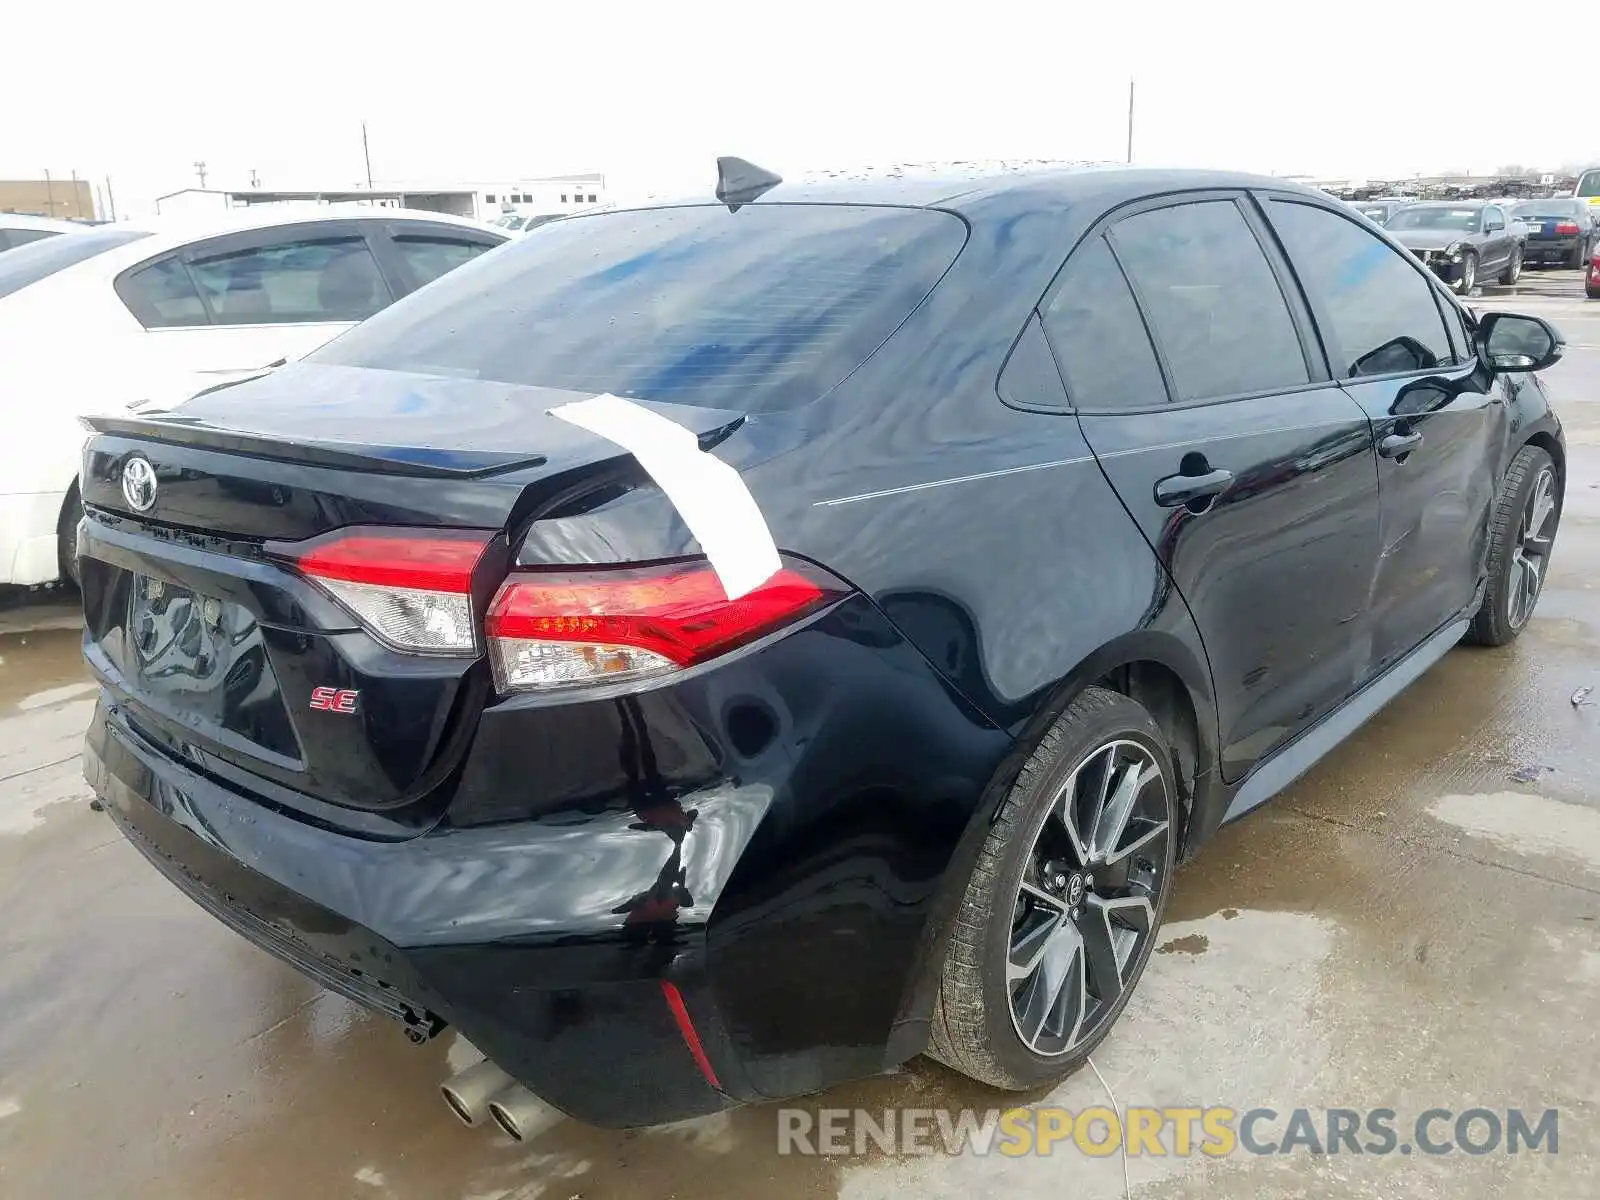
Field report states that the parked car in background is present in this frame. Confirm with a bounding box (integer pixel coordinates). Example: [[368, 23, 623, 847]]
[[1575, 166, 1600, 212], [1512, 199, 1599, 269], [1347, 197, 1411, 225], [75, 164, 1567, 1131], [0, 212, 86, 253], [0, 206, 506, 588], [489, 212, 566, 235], [1387, 201, 1522, 292], [1588, 241, 1600, 298]]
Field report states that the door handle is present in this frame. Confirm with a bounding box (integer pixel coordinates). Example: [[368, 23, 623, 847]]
[[1154, 467, 1234, 508], [1379, 430, 1423, 459]]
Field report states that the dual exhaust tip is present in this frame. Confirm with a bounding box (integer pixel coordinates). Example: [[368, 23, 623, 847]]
[[440, 1058, 556, 1142]]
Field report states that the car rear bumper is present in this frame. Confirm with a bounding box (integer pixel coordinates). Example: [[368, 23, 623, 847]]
[[85, 704, 738, 1126], [82, 590, 1013, 1126], [0, 490, 65, 586], [1524, 238, 1581, 263]]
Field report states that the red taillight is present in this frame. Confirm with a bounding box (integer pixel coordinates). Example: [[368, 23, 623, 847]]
[[485, 558, 846, 693], [283, 526, 493, 655], [1556, 221, 1580, 235]]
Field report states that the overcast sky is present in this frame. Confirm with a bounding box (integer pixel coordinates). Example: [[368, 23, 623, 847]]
[[6, 0, 1597, 216]]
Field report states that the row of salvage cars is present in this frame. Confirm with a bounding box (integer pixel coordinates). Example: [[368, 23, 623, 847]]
[[0, 206, 508, 588], [1349, 193, 1600, 297]]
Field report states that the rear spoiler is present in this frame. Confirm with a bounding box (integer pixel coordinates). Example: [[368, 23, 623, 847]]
[[80, 413, 549, 479]]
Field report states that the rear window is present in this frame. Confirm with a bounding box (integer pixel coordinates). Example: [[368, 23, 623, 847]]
[[0, 227, 150, 299], [1512, 200, 1581, 219], [314, 204, 967, 413], [1577, 170, 1600, 199]]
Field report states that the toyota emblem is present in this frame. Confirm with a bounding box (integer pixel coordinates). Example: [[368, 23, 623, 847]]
[[122, 456, 158, 512]]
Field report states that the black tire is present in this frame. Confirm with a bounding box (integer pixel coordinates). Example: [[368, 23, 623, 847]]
[[1454, 252, 1478, 295], [1499, 245, 1522, 285], [1467, 445, 1560, 647], [56, 484, 83, 588], [1568, 244, 1585, 270], [926, 686, 1179, 1089]]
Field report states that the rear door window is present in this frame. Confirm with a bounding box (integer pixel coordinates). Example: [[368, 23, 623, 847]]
[[314, 204, 968, 413], [186, 236, 391, 325], [1040, 236, 1168, 409], [1266, 200, 1452, 378], [388, 234, 497, 292], [1109, 199, 1310, 402]]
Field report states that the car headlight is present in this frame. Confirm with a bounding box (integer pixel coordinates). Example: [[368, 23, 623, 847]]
[[1445, 241, 1464, 261]]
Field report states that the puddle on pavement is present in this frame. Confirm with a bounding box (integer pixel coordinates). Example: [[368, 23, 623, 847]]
[[0, 626, 90, 713]]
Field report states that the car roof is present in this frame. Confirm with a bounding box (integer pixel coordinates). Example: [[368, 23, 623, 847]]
[[1405, 199, 1486, 208], [621, 162, 1330, 214], [124, 204, 498, 257], [0, 213, 89, 233]]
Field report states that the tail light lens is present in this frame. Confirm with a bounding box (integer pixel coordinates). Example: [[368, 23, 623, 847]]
[[1556, 221, 1580, 235], [486, 558, 847, 693], [289, 527, 493, 654]]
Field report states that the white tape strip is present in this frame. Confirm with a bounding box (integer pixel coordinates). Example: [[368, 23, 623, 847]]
[[548, 393, 781, 599]]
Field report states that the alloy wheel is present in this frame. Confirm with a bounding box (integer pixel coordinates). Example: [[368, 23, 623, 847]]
[[1006, 739, 1172, 1057], [1458, 255, 1477, 294], [1508, 466, 1558, 630]]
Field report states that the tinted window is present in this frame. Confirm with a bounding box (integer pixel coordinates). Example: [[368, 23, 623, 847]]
[[1268, 201, 1452, 377], [315, 204, 967, 414], [187, 236, 389, 324], [1576, 170, 1600, 198], [1512, 199, 1582, 220], [998, 314, 1072, 411], [1389, 206, 1481, 232], [117, 257, 208, 328], [391, 236, 494, 291], [2, 228, 61, 250], [0, 227, 150, 300], [1110, 200, 1308, 402], [1041, 236, 1167, 409]]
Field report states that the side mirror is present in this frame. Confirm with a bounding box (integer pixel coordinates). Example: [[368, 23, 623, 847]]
[[1479, 312, 1564, 372]]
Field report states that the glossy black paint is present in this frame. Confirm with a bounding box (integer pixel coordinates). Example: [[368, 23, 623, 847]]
[[79, 166, 1566, 1127]]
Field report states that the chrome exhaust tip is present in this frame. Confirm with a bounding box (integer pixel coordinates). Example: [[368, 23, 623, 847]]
[[440, 1059, 515, 1127], [486, 1084, 559, 1142]]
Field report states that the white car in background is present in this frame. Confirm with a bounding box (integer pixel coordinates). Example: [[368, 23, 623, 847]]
[[0, 206, 507, 587], [0, 213, 89, 253]]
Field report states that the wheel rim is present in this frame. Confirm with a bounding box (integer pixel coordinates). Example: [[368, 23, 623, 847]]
[[1006, 738, 1172, 1058], [1509, 249, 1521, 281], [1508, 466, 1558, 630], [1461, 257, 1476, 293]]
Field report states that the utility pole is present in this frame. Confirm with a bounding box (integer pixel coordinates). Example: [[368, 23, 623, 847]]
[[362, 121, 374, 188], [194, 160, 208, 188], [44, 168, 55, 217], [71, 168, 80, 219], [1126, 79, 1135, 164], [104, 176, 118, 221], [249, 168, 260, 189]]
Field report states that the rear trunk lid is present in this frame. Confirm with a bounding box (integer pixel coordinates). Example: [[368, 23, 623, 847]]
[[78, 362, 744, 818]]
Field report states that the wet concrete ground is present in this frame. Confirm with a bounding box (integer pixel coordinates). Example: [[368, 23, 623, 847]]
[[2, 270, 1599, 1198]]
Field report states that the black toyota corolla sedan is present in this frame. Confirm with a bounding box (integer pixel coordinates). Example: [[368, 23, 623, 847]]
[[78, 162, 1566, 1132]]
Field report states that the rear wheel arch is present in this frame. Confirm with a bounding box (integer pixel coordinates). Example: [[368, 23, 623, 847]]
[[1006, 636, 1218, 855]]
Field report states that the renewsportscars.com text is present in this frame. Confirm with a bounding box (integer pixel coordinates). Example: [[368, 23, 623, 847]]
[[777, 1106, 1559, 1158]]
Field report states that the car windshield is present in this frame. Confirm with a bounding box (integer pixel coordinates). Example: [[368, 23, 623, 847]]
[[1577, 170, 1600, 198], [1513, 200, 1580, 219], [314, 203, 968, 413], [0, 227, 151, 300], [1355, 206, 1390, 221], [1387, 207, 1481, 232]]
